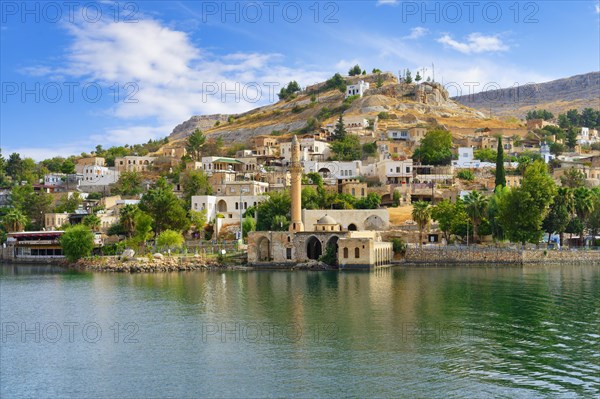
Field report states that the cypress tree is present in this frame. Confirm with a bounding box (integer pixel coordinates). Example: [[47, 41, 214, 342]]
[[495, 136, 506, 189]]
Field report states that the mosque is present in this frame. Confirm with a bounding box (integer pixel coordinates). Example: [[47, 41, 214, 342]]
[[247, 136, 393, 269]]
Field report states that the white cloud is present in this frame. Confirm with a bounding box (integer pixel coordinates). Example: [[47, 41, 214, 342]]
[[335, 59, 363, 72], [404, 27, 428, 40], [21, 16, 328, 155], [376, 0, 399, 5], [596, 3, 600, 13], [437, 33, 509, 54]]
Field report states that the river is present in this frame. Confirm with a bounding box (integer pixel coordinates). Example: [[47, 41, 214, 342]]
[[1, 263, 598, 398]]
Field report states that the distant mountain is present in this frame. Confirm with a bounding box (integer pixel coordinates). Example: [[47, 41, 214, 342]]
[[168, 114, 232, 141], [452, 72, 600, 119]]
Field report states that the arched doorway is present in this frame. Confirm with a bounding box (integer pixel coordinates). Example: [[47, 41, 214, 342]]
[[364, 215, 385, 230], [326, 236, 339, 266], [348, 223, 358, 231], [306, 236, 322, 260], [217, 200, 228, 212], [318, 168, 331, 178], [257, 236, 271, 261]]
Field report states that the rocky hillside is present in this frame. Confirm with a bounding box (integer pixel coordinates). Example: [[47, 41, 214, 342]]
[[167, 71, 520, 147], [452, 72, 600, 119]]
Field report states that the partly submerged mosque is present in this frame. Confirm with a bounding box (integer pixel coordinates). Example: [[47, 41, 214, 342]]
[[247, 135, 393, 269]]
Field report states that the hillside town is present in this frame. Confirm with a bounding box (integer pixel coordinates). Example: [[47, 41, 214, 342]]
[[2, 70, 600, 267]]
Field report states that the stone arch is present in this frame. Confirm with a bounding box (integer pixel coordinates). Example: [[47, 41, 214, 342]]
[[318, 167, 331, 178], [348, 223, 358, 231], [364, 215, 385, 230], [306, 236, 322, 260], [326, 236, 339, 266], [257, 236, 271, 261], [217, 200, 228, 212]]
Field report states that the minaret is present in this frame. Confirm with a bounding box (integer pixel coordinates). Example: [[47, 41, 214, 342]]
[[289, 135, 304, 232]]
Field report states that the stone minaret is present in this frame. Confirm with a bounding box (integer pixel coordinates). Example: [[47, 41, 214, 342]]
[[289, 135, 304, 232]]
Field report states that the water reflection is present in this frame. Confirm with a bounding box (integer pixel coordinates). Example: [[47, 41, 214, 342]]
[[1, 264, 598, 398]]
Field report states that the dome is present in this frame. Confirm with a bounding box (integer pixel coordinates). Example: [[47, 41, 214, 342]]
[[317, 214, 338, 225]]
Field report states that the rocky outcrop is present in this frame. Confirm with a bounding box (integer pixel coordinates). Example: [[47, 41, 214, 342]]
[[452, 71, 600, 118], [73, 255, 238, 273], [169, 114, 232, 141]]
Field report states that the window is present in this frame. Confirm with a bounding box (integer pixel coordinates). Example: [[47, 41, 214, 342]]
[[343, 248, 348, 258], [355, 248, 360, 258], [286, 248, 292, 260]]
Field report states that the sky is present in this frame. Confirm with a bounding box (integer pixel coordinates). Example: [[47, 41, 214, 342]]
[[1, 0, 599, 161]]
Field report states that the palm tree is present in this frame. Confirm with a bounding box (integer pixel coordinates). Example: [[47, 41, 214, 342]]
[[573, 187, 594, 246], [120, 204, 139, 237], [464, 190, 488, 243], [82, 214, 101, 232], [1, 208, 28, 232], [412, 200, 431, 247]]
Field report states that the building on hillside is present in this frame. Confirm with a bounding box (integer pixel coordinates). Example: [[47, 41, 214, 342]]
[[376, 159, 413, 185], [280, 137, 330, 163], [44, 213, 70, 230], [527, 119, 558, 130], [303, 160, 362, 181], [76, 157, 105, 174], [337, 179, 368, 199], [81, 165, 120, 186], [114, 156, 156, 173], [247, 135, 393, 269], [201, 157, 245, 175], [345, 80, 370, 99], [161, 146, 187, 159]]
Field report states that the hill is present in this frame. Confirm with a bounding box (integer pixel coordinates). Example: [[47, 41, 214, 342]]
[[452, 72, 600, 119], [166, 72, 521, 148]]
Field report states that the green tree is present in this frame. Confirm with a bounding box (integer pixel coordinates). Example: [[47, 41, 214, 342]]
[[348, 64, 362, 76], [181, 169, 212, 209], [412, 129, 453, 165], [330, 135, 362, 161], [560, 168, 585, 188], [255, 191, 291, 231], [270, 214, 289, 231], [82, 214, 101, 231], [474, 148, 497, 162], [497, 188, 544, 245], [133, 212, 153, 249], [404, 69, 413, 83], [412, 200, 431, 246], [242, 216, 256, 238], [549, 142, 566, 156], [495, 137, 506, 188], [573, 187, 594, 245], [55, 193, 83, 213], [332, 115, 347, 141], [566, 127, 578, 149], [189, 209, 207, 233], [60, 225, 95, 262], [415, 71, 422, 82], [1, 208, 28, 232], [112, 171, 143, 196], [355, 192, 381, 209], [464, 191, 488, 243], [61, 159, 76, 174], [186, 129, 206, 161], [156, 229, 185, 252], [138, 178, 190, 234], [5, 153, 24, 182], [324, 73, 347, 92], [431, 199, 463, 243], [542, 187, 573, 246], [521, 160, 557, 216], [120, 204, 140, 238]]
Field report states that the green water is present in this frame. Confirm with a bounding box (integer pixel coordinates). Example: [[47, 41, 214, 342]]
[[1, 264, 598, 398]]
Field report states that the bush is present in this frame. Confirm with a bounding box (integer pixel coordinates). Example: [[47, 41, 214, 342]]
[[319, 244, 337, 266], [391, 238, 406, 255], [156, 229, 184, 252], [457, 170, 475, 181], [378, 111, 390, 120], [60, 225, 95, 262]]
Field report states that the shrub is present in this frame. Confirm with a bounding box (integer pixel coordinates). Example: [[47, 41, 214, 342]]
[[457, 170, 475, 181], [60, 225, 95, 262], [391, 238, 406, 255], [378, 111, 390, 120]]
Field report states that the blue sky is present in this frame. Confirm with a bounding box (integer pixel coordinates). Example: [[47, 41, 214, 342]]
[[1, 1, 599, 160]]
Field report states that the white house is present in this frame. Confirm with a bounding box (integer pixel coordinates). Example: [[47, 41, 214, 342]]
[[387, 130, 410, 140], [540, 142, 554, 163], [452, 147, 518, 169], [303, 160, 362, 181], [81, 165, 120, 186], [376, 159, 413, 185], [345, 80, 370, 99], [280, 138, 330, 163], [191, 194, 268, 223]]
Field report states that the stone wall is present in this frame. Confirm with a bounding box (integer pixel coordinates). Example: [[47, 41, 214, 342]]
[[405, 246, 600, 265]]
